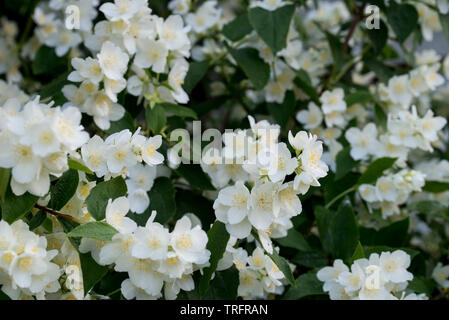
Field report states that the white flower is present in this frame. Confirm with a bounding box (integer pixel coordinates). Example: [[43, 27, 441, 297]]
[[68, 57, 103, 84], [296, 102, 323, 129], [134, 39, 168, 73], [345, 123, 379, 160], [132, 211, 170, 260], [379, 250, 413, 283], [170, 216, 210, 264], [432, 263, 449, 288], [168, 58, 189, 103], [249, 180, 279, 231], [359, 184, 379, 203], [97, 41, 129, 81], [81, 135, 109, 177], [320, 88, 346, 114], [185, 1, 221, 33], [128, 189, 150, 214], [157, 15, 190, 52], [100, 0, 146, 22], [84, 91, 125, 130], [106, 130, 140, 173], [416, 110, 447, 142], [387, 75, 412, 107], [105, 197, 137, 234], [142, 135, 164, 166]]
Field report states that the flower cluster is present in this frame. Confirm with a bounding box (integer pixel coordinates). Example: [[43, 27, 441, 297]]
[[206, 116, 328, 243], [0, 220, 61, 300], [0, 18, 21, 83], [0, 97, 89, 196], [62, 0, 192, 130], [80, 198, 210, 300], [81, 129, 164, 213], [317, 250, 426, 300], [359, 169, 426, 219]]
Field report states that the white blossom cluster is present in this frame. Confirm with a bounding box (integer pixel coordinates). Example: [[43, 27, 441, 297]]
[[0, 220, 61, 300], [317, 250, 427, 300], [0, 18, 21, 83], [61, 0, 192, 130], [0, 97, 89, 196], [28, 0, 99, 58], [81, 129, 164, 213], [79, 198, 210, 300], [359, 169, 426, 219], [203, 116, 328, 244]]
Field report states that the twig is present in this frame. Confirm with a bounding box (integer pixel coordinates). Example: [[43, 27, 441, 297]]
[[34, 204, 77, 221]]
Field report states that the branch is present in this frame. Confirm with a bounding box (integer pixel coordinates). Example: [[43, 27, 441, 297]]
[[34, 204, 77, 221]]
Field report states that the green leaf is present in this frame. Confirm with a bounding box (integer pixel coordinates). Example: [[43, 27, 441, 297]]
[[68, 222, 118, 241], [360, 218, 409, 247], [222, 13, 253, 42], [267, 249, 296, 286], [386, 2, 418, 43], [175, 190, 215, 230], [350, 241, 365, 264], [183, 60, 209, 93], [374, 104, 387, 129], [128, 177, 176, 226], [146, 104, 167, 134], [407, 276, 436, 297], [294, 70, 319, 104], [325, 31, 345, 71], [422, 180, 449, 193], [248, 5, 295, 54], [79, 252, 109, 296], [266, 90, 296, 127], [227, 46, 270, 90], [68, 158, 94, 175], [104, 111, 135, 134], [48, 169, 79, 211], [440, 12, 449, 44], [202, 267, 239, 300], [199, 221, 230, 298], [57, 217, 81, 248], [40, 71, 70, 105], [282, 271, 324, 300], [291, 251, 328, 268], [176, 164, 215, 191], [1, 187, 38, 224], [363, 58, 395, 83], [32, 45, 67, 75], [335, 147, 359, 180], [28, 211, 47, 231], [329, 200, 359, 261], [409, 201, 449, 219], [344, 90, 373, 107], [85, 177, 127, 221], [275, 228, 311, 252], [161, 103, 198, 119], [366, 19, 388, 54], [0, 168, 11, 203], [357, 157, 397, 186]]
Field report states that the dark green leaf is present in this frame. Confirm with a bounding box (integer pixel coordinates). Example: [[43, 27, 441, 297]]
[[199, 221, 230, 298], [357, 157, 397, 185], [104, 111, 135, 134], [85, 177, 127, 221], [366, 19, 388, 54], [48, 169, 79, 211], [291, 251, 328, 268], [267, 249, 296, 286], [275, 228, 311, 252], [32, 45, 67, 75], [68, 221, 118, 241], [202, 267, 239, 300], [248, 5, 295, 54], [344, 90, 373, 106], [176, 164, 215, 190], [329, 200, 359, 261], [182, 60, 209, 93], [335, 147, 359, 180], [68, 158, 94, 175], [294, 70, 319, 104], [1, 187, 38, 224], [350, 241, 365, 264], [29, 211, 47, 231], [360, 218, 409, 247], [160, 103, 197, 119], [266, 90, 296, 127], [440, 12, 449, 44], [386, 2, 418, 43], [407, 276, 436, 297], [422, 180, 449, 193], [227, 46, 270, 90], [282, 271, 324, 300], [79, 252, 109, 296], [146, 104, 167, 133], [0, 168, 10, 203], [222, 13, 253, 42], [325, 31, 345, 70]]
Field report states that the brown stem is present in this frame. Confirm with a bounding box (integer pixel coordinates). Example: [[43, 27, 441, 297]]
[[34, 204, 77, 221]]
